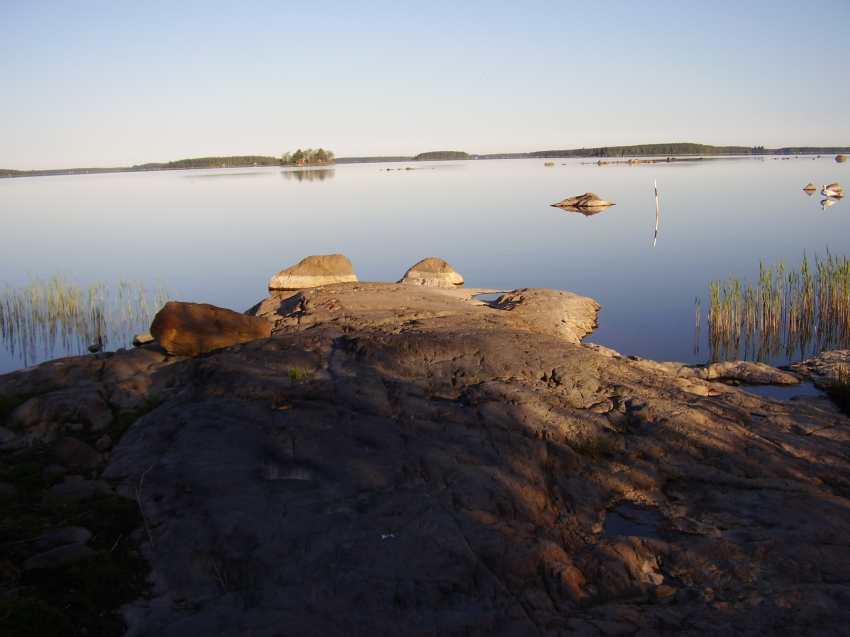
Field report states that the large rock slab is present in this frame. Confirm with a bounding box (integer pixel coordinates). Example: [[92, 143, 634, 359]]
[[492, 288, 600, 343], [101, 318, 850, 636], [268, 254, 358, 290], [398, 257, 464, 288], [150, 301, 273, 357], [5, 281, 850, 636]]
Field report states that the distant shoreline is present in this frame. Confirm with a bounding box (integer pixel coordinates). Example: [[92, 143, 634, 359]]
[[3, 143, 848, 179]]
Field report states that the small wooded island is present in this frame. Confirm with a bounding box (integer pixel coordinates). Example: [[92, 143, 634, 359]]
[[412, 151, 471, 161]]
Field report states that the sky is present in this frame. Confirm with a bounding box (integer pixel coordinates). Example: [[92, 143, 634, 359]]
[[2, 0, 849, 169]]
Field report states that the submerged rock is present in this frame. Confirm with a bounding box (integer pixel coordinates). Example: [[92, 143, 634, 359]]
[[268, 253, 358, 290], [699, 360, 800, 385], [398, 257, 464, 288], [791, 349, 850, 388], [150, 301, 273, 357], [552, 192, 615, 212]]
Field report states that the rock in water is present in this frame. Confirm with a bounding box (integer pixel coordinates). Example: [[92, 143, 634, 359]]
[[268, 254, 358, 290], [836, 154, 847, 163], [398, 257, 464, 288], [150, 301, 272, 356], [551, 192, 615, 211], [823, 182, 845, 198], [803, 182, 817, 194]]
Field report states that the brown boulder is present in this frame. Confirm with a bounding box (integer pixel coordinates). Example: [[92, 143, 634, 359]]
[[552, 192, 615, 211], [836, 154, 847, 163], [150, 301, 272, 357], [268, 254, 358, 290], [398, 257, 464, 288]]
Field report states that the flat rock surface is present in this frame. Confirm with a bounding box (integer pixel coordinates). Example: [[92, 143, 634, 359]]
[[791, 349, 850, 387], [3, 284, 849, 636]]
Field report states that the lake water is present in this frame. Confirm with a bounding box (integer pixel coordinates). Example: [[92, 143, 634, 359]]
[[2, 156, 848, 373]]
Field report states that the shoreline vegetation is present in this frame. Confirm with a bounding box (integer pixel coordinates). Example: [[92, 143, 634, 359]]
[[0, 277, 169, 368], [701, 254, 850, 363], [3, 142, 849, 179]]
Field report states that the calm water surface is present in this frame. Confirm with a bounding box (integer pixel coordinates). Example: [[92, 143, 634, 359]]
[[2, 157, 848, 372]]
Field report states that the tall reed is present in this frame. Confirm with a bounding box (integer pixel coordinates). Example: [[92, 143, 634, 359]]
[[700, 253, 850, 362], [0, 276, 169, 367]]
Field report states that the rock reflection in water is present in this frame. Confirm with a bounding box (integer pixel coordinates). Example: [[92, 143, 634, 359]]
[[554, 204, 609, 216], [281, 168, 335, 182]]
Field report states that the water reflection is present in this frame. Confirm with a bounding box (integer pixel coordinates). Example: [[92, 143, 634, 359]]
[[554, 205, 608, 216], [4, 156, 850, 372], [185, 171, 269, 179], [281, 168, 335, 182], [0, 277, 169, 367]]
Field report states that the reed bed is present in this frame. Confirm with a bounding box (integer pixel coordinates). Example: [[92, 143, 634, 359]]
[[0, 276, 169, 367], [700, 253, 850, 362]]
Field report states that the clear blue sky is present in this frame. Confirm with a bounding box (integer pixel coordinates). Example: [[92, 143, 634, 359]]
[[2, 0, 849, 169]]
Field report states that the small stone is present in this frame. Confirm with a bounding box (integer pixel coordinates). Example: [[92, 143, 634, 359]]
[[43, 476, 111, 507], [23, 543, 96, 571], [32, 527, 92, 552], [133, 332, 155, 347], [655, 584, 677, 600], [95, 434, 113, 451]]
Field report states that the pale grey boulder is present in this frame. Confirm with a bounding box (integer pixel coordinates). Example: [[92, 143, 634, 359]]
[[268, 254, 358, 290], [398, 257, 464, 288]]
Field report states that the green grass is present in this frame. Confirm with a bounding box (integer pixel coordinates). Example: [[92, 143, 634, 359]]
[[700, 253, 850, 361], [288, 367, 311, 382], [0, 276, 169, 366]]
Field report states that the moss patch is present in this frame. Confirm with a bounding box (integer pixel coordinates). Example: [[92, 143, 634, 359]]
[[1, 445, 150, 636]]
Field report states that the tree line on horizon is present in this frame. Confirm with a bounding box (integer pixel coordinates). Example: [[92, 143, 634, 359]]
[[281, 148, 335, 166], [525, 143, 850, 158]]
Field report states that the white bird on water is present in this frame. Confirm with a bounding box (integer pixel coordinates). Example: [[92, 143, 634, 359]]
[[821, 184, 844, 198]]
